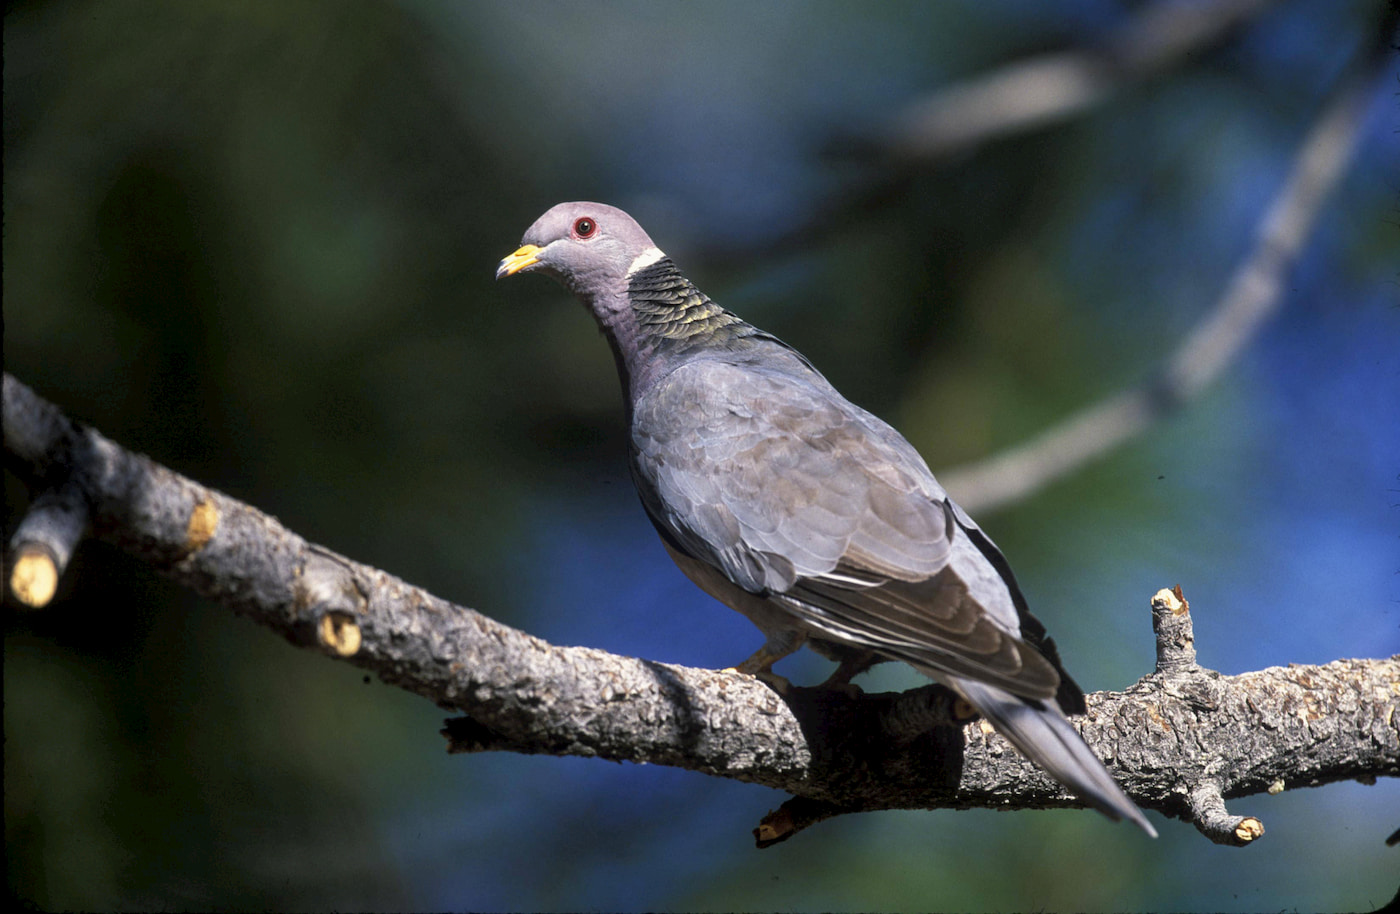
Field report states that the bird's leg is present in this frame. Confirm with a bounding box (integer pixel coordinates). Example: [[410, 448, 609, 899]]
[[726, 630, 806, 694], [731, 629, 806, 674], [815, 650, 878, 697]]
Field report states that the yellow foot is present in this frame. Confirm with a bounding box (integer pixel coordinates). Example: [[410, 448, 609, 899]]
[[722, 666, 792, 696], [753, 669, 793, 696]]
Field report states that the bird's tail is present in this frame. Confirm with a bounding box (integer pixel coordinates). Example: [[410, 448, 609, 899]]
[[946, 676, 1157, 837]]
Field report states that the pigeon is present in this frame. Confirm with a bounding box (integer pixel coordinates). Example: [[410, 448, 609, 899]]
[[497, 201, 1156, 836]]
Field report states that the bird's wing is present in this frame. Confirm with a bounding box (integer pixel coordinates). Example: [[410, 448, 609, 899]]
[[631, 356, 1061, 699]]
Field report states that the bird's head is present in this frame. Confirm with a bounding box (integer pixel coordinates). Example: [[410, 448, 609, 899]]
[[496, 202, 665, 300]]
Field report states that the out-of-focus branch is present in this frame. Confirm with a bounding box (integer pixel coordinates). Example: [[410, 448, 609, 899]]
[[727, 0, 1287, 263], [877, 0, 1282, 165], [6, 374, 1398, 849], [940, 35, 1390, 514]]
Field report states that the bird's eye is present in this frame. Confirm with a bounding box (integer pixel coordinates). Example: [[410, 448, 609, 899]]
[[573, 217, 597, 239]]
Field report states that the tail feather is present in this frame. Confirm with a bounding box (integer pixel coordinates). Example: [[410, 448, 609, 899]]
[[947, 676, 1157, 837]]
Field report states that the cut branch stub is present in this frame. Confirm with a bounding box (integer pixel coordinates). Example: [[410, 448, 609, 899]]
[[1188, 780, 1264, 846], [6, 482, 89, 608], [298, 548, 368, 656], [1152, 585, 1198, 674]]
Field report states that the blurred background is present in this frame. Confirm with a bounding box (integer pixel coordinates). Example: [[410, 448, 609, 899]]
[[5, 0, 1398, 910]]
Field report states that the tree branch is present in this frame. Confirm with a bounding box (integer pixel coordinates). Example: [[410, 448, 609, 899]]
[[939, 10, 1394, 513], [6, 373, 1397, 848], [871, 0, 1284, 166], [725, 0, 1293, 262]]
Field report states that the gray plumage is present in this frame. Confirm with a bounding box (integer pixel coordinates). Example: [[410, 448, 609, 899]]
[[498, 201, 1156, 836]]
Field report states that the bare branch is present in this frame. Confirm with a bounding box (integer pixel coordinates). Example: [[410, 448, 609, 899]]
[[734, 0, 1289, 263], [877, 0, 1282, 165], [6, 373, 1397, 847], [941, 36, 1390, 514], [6, 481, 87, 608]]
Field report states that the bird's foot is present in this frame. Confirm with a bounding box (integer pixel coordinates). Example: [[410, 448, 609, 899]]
[[819, 680, 865, 699], [729, 634, 803, 677], [812, 668, 866, 698], [808, 650, 875, 698], [722, 664, 793, 696], [752, 669, 793, 696]]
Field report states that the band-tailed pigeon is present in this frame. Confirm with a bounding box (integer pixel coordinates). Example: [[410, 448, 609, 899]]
[[498, 201, 1155, 836]]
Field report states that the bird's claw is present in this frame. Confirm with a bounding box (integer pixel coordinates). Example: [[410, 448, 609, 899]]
[[722, 664, 793, 696], [752, 669, 793, 696]]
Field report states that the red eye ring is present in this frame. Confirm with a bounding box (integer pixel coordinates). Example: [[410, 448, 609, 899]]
[[573, 217, 597, 239]]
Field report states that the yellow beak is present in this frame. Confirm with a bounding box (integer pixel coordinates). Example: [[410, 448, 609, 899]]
[[496, 244, 542, 279]]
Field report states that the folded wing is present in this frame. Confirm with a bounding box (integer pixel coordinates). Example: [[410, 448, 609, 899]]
[[632, 356, 1061, 700]]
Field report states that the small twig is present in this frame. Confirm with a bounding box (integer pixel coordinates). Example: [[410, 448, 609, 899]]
[[726, 0, 1285, 264], [754, 797, 847, 848], [1149, 588, 1263, 844], [876, 0, 1282, 165], [1151, 585, 1198, 675], [6, 482, 89, 608], [1188, 780, 1265, 847]]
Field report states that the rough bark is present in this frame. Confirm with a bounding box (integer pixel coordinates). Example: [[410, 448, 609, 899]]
[[5, 373, 1397, 847]]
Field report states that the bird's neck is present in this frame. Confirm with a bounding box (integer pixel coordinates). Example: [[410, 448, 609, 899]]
[[589, 257, 768, 410], [625, 257, 752, 347]]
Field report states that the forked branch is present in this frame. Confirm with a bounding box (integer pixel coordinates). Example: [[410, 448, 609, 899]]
[[6, 374, 1396, 847]]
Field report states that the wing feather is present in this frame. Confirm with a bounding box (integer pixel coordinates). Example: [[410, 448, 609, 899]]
[[632, 356, 1059, 699]]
